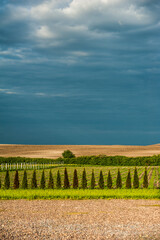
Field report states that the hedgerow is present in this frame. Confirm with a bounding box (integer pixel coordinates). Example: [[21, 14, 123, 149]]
[[0, 154, 160, 166], [63, 155, 160, 166]]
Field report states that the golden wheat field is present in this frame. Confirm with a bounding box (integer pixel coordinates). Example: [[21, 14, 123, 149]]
[[0, 144, 160, 158]]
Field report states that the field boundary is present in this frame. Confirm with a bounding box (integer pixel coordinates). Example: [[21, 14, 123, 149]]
[[0, 154, 160, 166], [0, 189, 159, 200]]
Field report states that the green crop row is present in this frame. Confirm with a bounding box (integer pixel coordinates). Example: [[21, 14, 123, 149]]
[[0, 166, 159, 189], [0, 189, 159, 200]]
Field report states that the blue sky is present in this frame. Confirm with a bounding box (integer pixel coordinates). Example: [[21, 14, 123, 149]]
[[0, 0, 160, 145]]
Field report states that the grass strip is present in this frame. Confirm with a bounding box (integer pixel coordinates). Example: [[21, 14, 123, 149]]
[[0, 189, 159, 200]]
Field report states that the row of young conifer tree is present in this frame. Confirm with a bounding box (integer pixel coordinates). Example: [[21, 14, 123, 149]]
[[0, 167, 149, 189]]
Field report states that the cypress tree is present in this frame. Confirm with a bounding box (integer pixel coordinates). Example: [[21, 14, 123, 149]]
[[126, 169, 132, 189], [116, 169, 122, 188], [143, 167, 148, 188], [48, 170, 54, 189], [40, 170, 46, 189], [13, 170, 19, 189], [133, 167, 139, 188], [56, 170, 61, 189], [31, 170, 37, 189], [4, 170, 10, 189], [64, 168, 70, 189], [107, 170, 112, 189], [98, 170, 104, 189], [91, 169, 95, 189], [22, 170, 28, 189], [73, 169, 78, 189], [81, 168, 87, 189]]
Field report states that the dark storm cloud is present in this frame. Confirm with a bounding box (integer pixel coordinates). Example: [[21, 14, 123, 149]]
[[0, 0, 159, 69], [0, 0, 157, 54], [1, 0, 160, 144]]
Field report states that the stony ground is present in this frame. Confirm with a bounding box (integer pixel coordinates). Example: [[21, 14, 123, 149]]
[[0, 199, 160, 239]]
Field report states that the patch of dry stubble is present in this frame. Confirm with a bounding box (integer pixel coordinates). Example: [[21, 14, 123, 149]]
[[1, 144, 160, 159]]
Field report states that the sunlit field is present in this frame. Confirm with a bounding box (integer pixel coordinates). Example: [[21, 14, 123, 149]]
[[0, 189, 159, 200], [0, 165, 159, 199], [0, 165, 159, 189]]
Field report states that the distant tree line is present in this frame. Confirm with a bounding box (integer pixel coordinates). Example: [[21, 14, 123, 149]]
[[0, 151, 160, 166], [62, 155, 160, 166], [0, 157, 62, 164]]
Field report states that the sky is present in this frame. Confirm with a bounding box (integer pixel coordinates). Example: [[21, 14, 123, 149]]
[[0, 0, 160, 145]]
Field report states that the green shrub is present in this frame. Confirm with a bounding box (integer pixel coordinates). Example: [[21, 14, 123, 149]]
[[91, 169, 95, 189], [73, 169, 78, 189], [107, 170, 112, 189], [62, 150, 75, 158], [133, 167, 139, 188], [4, 170, 10, 189], [98, 170, 104, 189], [56, 170, 61, 189], [143, 167, 148, 188], [40, 170, 46, 189], [116, 169, 122, 189], [126, 169, 132, 189], [22, 170, 28, 189], [48, 170, 54, 189], [81, 168, 87, 189], [31, 170, 37, 189], [64, 168, 70, 189], [13, 170, 19, 189]]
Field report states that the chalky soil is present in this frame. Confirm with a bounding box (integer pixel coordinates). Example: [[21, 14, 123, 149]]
[[0, 199, 160, 239]]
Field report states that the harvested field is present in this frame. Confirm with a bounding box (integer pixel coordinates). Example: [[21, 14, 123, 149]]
[[1, 144, 160, 158], [0, 199, 160, 240]]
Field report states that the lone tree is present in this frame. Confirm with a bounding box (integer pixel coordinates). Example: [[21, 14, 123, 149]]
[[126, 169, 132, 189], [107, 170, 112, 189], [48, 170, 54, 189], [98, 170, 104, 189], [143, 167, 148, 188], [31, 170, 37, 189], [133, 167, 139, 188], [81, 168, 87, 189], [64, 168, 70, 189], [22, 170, 28, 189], [40, 170, 46, 189], [4, 170, 10, 189], [62, 150, 75, 158], [91, 169, 95, 189], [56, 170, 61, 189], [116, 169, 122, 188], [73, 169, 78, 189], [13, 170, 19, 189]]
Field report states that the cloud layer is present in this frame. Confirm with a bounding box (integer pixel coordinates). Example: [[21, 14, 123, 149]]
[[0, 0, 159, 59], [1, 0, 160, 144]]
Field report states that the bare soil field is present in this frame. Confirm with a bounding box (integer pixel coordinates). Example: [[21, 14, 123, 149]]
[[0, 144, 160, 159], [0, 199, 160, 240]]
